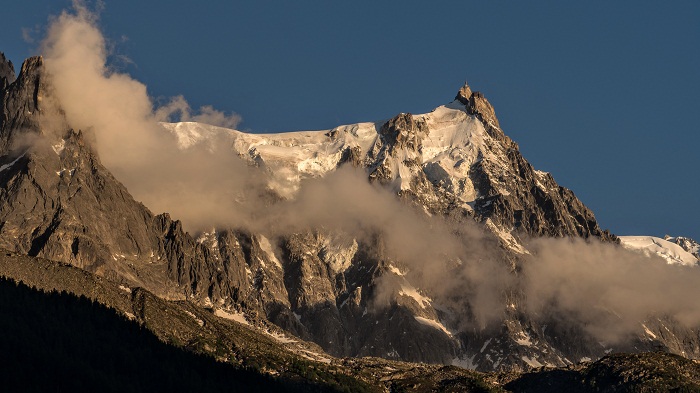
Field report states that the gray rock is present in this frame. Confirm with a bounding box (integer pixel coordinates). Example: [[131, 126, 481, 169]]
[[0, 52, 15, 90]]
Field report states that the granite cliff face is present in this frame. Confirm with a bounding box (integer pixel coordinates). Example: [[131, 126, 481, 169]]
[[0, 52, 14, 90], [1, 52, 697, 372], [0, 55, 244, 301]]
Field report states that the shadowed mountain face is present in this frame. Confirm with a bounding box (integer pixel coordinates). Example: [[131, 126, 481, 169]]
[[0, 53, 13, 82], [0, 55, 261, 305], [0, 276, 319, 393], [0, 56, 191, 296], [1, 53, 698, 372], [503, 352, 700, 393]]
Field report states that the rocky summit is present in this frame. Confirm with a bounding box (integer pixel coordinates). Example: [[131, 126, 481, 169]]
[[2, 51, 700, 390]]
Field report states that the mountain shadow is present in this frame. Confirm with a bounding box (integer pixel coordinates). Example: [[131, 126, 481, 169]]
[[0, 276, 361, 393]]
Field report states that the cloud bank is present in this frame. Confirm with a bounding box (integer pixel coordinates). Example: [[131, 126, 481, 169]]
[[41, 1, 252, 230], [523, 237, 700, 343]]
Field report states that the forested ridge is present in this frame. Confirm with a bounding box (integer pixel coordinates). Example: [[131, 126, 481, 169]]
[[0, 277, 350, 392]]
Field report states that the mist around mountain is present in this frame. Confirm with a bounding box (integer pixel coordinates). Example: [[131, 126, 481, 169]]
[[1, 2, 700, 392]]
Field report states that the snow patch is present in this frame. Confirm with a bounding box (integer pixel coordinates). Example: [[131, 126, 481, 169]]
[[214, 309, 250, 326], [514, 331, 533, 347], [399, 285, 432, 309], [319, 236, 358, 273], [485, 219, 529, 255], [521, 356, 543, 368], [258, 235, 283, 269], [533, 170, 552, 191], [52, 140, 65, 155], [414, 316, 452, 337], [0, 153, 25, 172], [184, 310, 204, 327], [300, 349, 331, 364], [388, 265, 405, 276], [642, 323, 657, 339], [266, 330, 296, 344], [480, 338, 492, 353]]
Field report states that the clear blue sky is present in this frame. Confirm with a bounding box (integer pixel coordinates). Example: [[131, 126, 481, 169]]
[[2, 1, 699, 240]]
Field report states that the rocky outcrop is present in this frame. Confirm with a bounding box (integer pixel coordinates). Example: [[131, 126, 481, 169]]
[[367, 112, 428, 189], [0, 56, 44, 152], [0, 52, 15, 90], [455, 81, 473, 105], [666, 235, 700, 259], [378, 112, 428, 154]]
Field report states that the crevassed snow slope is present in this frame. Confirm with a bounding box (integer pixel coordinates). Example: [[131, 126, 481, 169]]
[[619, 236, 699, 266]]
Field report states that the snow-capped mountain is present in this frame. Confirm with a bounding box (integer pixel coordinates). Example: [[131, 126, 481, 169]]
[[666, 235, 700, 260], [2, 52, 699, 374], [619, 236, 699, 266], [162, 82, 614, 251]]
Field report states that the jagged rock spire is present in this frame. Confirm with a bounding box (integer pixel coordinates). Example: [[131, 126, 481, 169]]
[[0, 52, 15, 89], [1, 56, 47, 153], [455, 81, 473, 104], [455, 81, 501, 129]]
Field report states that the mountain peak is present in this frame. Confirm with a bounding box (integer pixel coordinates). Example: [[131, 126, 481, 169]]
[[455, 81, 473, 105], [665, 235, 700, 260], [378, 112, 428, 154], [466, 91, 500, 129], [0, 52, 15, 88], [18, 56, 43, 77], [454, 82, 500, 129], [1, 55, 47, 153]]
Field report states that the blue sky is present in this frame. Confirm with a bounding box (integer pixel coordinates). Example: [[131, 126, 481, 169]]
[[2, 1, 699, 240]]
